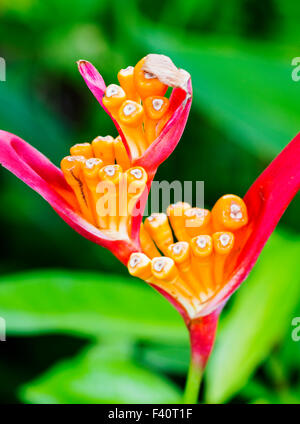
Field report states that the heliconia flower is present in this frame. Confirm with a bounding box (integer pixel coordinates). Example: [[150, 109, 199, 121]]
[[77, 54, 192, 179], [77, 53, 192, 240], [0, 54, 191, 266], [128, 132, 300, 392]]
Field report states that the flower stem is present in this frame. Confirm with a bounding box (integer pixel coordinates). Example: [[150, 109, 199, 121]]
[[182, 311, 220, 404], [183, 353, 203, 404]]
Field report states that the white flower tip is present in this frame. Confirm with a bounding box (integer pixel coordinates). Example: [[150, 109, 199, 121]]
[[142, 54, 190, 93]]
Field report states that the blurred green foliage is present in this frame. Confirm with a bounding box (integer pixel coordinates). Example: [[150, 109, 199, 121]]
[[0, 0, 299, 404]]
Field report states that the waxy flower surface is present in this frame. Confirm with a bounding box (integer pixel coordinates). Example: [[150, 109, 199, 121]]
[[0, 54, 192, 264], [77, 54, 192, 177], [0, 51, 299, 403], [128, 132, 300, 372]]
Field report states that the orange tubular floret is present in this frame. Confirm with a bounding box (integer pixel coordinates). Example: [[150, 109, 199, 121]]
[[118, 100, 147, 158], [167, 242, 199, 297], [167, 241, 190, 265], [70, 143, 93, 159], [61, 155, 84, 186], [102, 84, 126, 116], [140, 223, 161, 259], [118, 167, 148, 234], [97, 164, 122, 232], [118, 101, 144, 127], [184, 208, 211, 238], [212, 231, 234, 287], [98, 164, 122, 185], [143, 96, 170, 144], [82, 158, 106, 228], [144, 213, 174, 256], [114, 136, 131, 171], [190, 235, 214, 299], [125, 166, 148, 215], [62, 135, 148, 241], [61, 156, 96, 225], [96, 55, 188, 163], [118, 66, 140, 102], [92, 136, 115, 165], [134, 58, 168, 99], [167, 202, 191, 242], [151, 256, 178, 281], [128, 253, 153, 281], [152, 257, 194, 299], [143, 96, 169, 121], [151, 257, 198, 317], [211, 194, 248, 231], [129, 254, 190, 312]]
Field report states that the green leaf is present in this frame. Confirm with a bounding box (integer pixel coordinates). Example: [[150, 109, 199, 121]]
[[129, 22, 300, 159], [0, 72, 72, 163], [205, 231, 300, 403], [141, 343, 189, 375], [160, 0, 214, 28], [0, 270, 187, 343], [20, 343, 181, 404], [40, 24, 111, 76]]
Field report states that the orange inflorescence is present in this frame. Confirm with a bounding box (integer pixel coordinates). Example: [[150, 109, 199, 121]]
[[103, 57, 170, 161], [61, 137, 148, 238], [60, 56, 182, 237], [128, 195, 249, 318]]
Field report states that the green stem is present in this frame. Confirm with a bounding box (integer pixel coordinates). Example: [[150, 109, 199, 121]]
[[183, 354, 203, 404], [182, 311, 220, 404]]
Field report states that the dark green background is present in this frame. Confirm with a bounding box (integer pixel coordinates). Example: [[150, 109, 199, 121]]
[[0, 0, 299, 404]]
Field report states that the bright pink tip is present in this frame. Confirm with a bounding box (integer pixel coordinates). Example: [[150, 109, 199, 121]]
[[77, 60, 107, 105], [0, 131, 138, 264], [202, 132, 300, 316]]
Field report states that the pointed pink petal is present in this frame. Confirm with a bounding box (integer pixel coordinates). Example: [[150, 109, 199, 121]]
[[201, 132, 300, 316], [77, 60, 132, 161], [0, 131, 139, 264]]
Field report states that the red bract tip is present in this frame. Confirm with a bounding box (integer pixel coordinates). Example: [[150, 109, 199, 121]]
[[202, 132, 300, 317]]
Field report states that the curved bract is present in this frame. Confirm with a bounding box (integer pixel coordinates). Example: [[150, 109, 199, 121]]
[[128, 132, 300, 366], [129, 133, 300, 318], [206, 131, 300, 316]]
